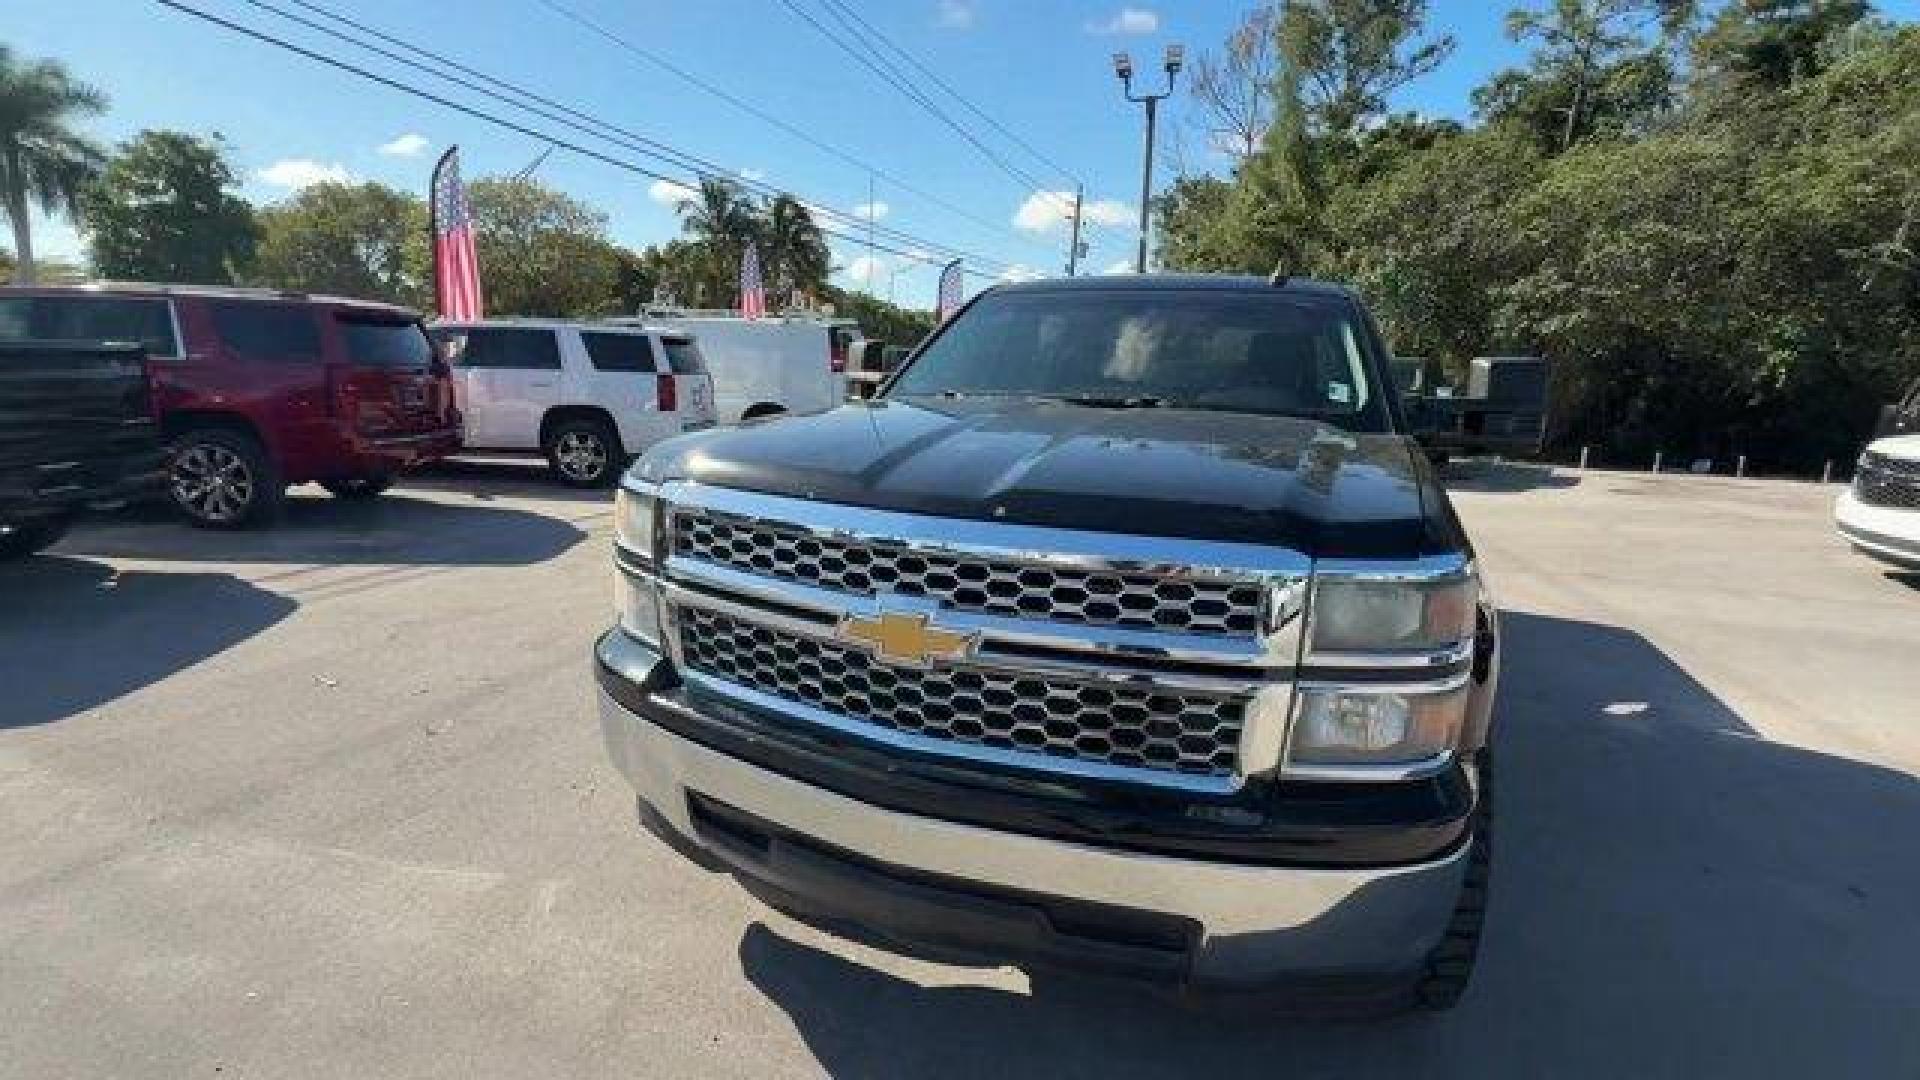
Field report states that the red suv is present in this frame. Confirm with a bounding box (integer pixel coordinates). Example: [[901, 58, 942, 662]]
[[0, 285, 461, 527]]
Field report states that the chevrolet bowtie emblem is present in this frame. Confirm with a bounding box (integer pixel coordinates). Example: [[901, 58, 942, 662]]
[[837, 610, 975, 667]]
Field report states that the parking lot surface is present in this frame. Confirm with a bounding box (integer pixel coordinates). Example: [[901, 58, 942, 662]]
[[3, 460, 1917, 1079]]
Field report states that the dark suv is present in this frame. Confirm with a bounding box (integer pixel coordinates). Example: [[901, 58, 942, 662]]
[[596, 275, 1500, 1013], [0, 285, 461, 527]]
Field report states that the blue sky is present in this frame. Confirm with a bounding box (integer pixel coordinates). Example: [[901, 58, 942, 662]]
[[14, 0, 1920, 308]]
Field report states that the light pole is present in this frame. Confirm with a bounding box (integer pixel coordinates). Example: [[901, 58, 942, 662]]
[[1114, 44, 1182, 274]]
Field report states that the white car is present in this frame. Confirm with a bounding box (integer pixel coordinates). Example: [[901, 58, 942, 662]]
[[430, 320, 716, 487], [611, 315, 855, 423], [1836, 434, 1920, 570]]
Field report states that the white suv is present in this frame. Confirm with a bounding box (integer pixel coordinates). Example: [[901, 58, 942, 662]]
[[1837, 434, 1920, 570], [431, 320, 715, 487]]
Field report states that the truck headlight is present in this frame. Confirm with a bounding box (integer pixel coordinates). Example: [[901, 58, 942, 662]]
[[614, 485, 659, 563], [613, 484, 664, 648], [1310, 573, 1478, 653], [1286, 682, 1469, 773]]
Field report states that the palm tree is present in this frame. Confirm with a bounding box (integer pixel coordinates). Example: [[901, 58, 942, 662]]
[[676, 176, 760, 299], [0, 47, 108, 284], [762, 194, 829, 306]]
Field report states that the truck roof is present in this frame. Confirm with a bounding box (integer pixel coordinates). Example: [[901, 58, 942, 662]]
[[993, 273, 1360, 300], [0, 281, 420, 319]]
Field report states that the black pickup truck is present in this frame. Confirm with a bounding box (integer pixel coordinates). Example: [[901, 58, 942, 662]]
[[0, 341, 165, 559], [594, 275, 1500, 1014]]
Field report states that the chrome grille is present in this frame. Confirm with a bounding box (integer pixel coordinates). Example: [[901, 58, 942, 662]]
[[675, 605, 1247, 778], [1859, 454, 1920, 509], [671, 509, 1264, 635]]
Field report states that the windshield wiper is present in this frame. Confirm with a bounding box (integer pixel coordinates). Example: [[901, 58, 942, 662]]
[[1036, 393, 1168, 410]]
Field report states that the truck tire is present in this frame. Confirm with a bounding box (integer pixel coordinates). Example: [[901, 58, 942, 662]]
[[169, 428, 285, 529], [1414, 749, 1492, 1011], [544, 417, 623, 488], [0, 513, 74, 560], [321, 475, 394, 500]]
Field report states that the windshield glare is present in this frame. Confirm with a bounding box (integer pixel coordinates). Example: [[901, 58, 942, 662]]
[[889, 290, 1386, 428]]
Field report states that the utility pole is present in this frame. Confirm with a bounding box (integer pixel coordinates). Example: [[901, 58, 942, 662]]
[[1066, 185, 1085, 276], [866, 173, 877, 293], [1114, 44, 1182, 274]]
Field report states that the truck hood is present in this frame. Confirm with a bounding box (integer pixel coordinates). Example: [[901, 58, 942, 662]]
[[635, 398, 1460, 559]]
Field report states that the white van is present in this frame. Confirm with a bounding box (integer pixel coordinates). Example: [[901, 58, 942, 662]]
[[614, 315, 856, 423], [429, 320, 716, 487]]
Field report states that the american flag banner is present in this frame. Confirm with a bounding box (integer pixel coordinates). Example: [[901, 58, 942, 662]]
[[431, 147, 484, 321], [739, 246, 767, 319], [937, 259, 965, 322]]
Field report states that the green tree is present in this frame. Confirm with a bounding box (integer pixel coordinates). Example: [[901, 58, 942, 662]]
[[249, 182, 429, 308], [761, 194, 829, 303], [1499, 0, 1696, 151], [83, 130, 256, 283], [467, 176, 622, 317], [674, 177, 760, 306], [1693, 0, 1870, 87], [1278, 0, 1457, 137], [0, 46, 107, 285]]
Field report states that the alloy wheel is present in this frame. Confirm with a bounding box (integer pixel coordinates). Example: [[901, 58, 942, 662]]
[[555, 430, 609, 483], [172, 443, 255, 523]]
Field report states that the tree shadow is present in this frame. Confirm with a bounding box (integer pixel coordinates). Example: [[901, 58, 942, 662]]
[[1440, 459, 1580, 492], [59, 488, 592, 568], [737, 610, 1920, 1077], [0, 556, 297, 730]]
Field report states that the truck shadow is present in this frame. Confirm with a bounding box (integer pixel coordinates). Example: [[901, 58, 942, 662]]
[[403, 456, 621, 505], [0, 556, 296, 730], [58, 489, 591, 568], [1440, 460, 1580, 492], [737, 610, 1920, 1078]]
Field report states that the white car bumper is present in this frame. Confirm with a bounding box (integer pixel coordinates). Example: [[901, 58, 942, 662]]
[[1835, 487, 1920, 569]]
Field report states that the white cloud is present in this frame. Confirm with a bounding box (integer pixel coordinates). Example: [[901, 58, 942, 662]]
[[1087, 7, 1158, 34], [846, 255, 888, 285], [1013, 190, 1133, 234], [935, 0, 974, 29], [999, 264, 1043, 283], [1104, 259, 1135, 274], [738, 167, 766, 182], [851, 200, 891, 222], [649, 179, 699, 207], [255, 158, 355, 190], [377, 133, 430, 158]]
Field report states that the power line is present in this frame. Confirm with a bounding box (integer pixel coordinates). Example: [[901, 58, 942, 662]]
[[147, 0, 1005, 281], [811, 0, 1127, 248], [781, 0, 1115, 251], [776, 0, 1058, 203], [526, 0, 1051, 256], [245, 0, 1012, 273], [814, 0, 1081, 189]]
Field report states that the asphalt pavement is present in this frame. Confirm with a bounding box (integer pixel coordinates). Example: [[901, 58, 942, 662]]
[[2, 458, 1917, 1079]]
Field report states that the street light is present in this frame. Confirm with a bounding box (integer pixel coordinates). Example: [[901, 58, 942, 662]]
[[1114, 43, 1182, 274]]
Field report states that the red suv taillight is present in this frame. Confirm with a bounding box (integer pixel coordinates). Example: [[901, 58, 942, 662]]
[[656, 373, 677, 412]]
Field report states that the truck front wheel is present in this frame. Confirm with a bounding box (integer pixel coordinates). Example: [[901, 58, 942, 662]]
[[0, 514, 75, 560]]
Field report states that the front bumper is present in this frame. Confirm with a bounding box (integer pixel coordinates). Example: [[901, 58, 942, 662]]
[[595, 630, 1472, 993], [1836, 487, 1920, 569]]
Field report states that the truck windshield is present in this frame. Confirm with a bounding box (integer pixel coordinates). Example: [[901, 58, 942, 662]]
[[889, 290, 1389, 430]]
